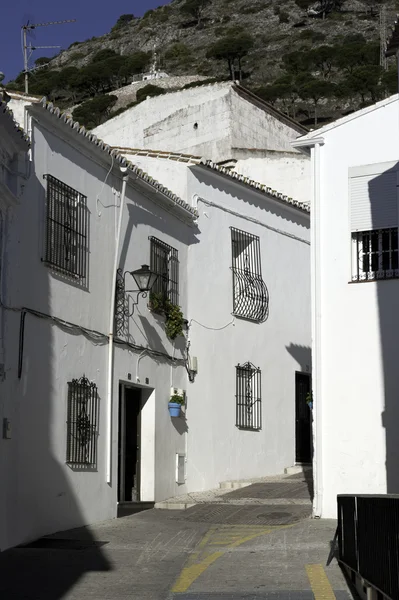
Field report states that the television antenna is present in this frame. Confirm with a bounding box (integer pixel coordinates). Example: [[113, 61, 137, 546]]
[[379, 5, 387, 71], [22, 18, 76, 95]]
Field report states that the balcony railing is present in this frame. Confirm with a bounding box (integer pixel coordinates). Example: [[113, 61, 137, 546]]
[[337, 494, 399, 599]]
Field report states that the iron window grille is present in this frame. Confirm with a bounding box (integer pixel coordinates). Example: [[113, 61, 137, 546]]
[[231, 227, 269, 322], [352, 228, 399, 282], [66, 376, 98, 466], [236, 362, 262, 430], [114, 269, 128, 337], [149, 236, 179, 305], [44, 174, 88, 280]]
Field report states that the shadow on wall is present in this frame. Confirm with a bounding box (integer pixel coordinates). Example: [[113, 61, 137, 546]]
[[368, 164, 399, 494], [0, 149, 110, 597], [285, 344, 311, 373]]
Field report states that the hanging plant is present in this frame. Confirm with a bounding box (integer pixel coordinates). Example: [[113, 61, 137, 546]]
[[149, 293, 184, 340], [149, 291, 167, 314], [164, 301, 185, 340]]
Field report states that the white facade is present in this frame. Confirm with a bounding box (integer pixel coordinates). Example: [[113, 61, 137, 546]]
[[294, 94, 399, 519], [0, 102, 195, 550], [114, 148, 312, 489], [94, 82, 310, 204], [0, 101, 31, 553], [1, 95, 311, 550], [185, 166, 311, 489]]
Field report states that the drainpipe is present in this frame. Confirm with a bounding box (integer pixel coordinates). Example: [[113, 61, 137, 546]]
[[106, 166, 128, 485], [312, 141, 323, 518], [292, 135, 324, 518]]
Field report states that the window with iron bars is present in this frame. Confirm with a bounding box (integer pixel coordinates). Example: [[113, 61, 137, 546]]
[[231, 227, 268, 322], [352, 228, 399, 282], [149, 236, 179, 305], [236, 363, 262, 430], [44, 174, 88, 280], [66, 376, 98, 466]]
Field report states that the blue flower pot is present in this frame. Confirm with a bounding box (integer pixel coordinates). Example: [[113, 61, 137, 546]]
[[168, 402, 181, 417]]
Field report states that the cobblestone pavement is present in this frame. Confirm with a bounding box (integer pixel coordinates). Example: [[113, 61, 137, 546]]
[[0, 506, 353, 600]]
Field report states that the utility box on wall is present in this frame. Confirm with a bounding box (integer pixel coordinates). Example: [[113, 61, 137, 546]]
[[176, 453, 185, 484]]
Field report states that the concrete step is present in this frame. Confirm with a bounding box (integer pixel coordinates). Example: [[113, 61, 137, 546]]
[[155, 501, 196, 510], [284, 465, 312, 476], [117, 501, 155, 518], [219, 481, 253, 490]]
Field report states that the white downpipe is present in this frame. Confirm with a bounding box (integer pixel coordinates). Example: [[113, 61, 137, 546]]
[[312, 142, 323, 518], [106, 169, 128, 484]]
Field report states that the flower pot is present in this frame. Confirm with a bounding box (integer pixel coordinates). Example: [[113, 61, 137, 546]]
[[168, 402, 181, 417]]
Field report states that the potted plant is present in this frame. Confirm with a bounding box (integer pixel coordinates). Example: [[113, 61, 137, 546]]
[[306, 391, 313, 410], [168, 392, 185, 417]]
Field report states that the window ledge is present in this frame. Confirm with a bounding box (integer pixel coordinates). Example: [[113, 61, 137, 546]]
[[349, 276, 399, 284]]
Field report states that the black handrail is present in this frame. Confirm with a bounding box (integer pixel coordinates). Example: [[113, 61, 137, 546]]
[[337, 494, 399, 600]]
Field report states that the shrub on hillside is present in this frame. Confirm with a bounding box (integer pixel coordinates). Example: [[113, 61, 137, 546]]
[[136, 85, 166, 103], [72, 94, 118, 129]]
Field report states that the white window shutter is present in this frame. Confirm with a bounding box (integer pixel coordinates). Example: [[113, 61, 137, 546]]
[[350, 167, 398, 232]]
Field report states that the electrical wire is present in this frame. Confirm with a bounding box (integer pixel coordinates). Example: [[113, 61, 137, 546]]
[[0, 299, 182, 364], [196, 196, 310, 246], [96, 153, 114, 216], [188, 316, 235, 331]]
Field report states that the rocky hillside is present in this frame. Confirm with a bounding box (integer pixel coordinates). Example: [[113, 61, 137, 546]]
[[8, 0, 399, 128]]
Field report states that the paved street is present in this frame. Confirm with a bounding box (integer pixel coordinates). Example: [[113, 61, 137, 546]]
[[0, 474, 354, 600]]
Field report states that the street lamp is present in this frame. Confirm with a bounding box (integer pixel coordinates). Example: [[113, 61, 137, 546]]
[[116, 265, 158, 317]]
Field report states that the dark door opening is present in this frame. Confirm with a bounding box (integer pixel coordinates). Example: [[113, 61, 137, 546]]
[[118, 385, 142, 502], [295, 372, 312, 464]]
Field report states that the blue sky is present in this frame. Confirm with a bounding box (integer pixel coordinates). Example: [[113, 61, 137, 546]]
[[2, 1, 170, 82]]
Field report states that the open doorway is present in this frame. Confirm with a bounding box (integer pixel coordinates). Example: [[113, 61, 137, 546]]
[[295, 372, 312, 464], [118, 385, 142, 502]]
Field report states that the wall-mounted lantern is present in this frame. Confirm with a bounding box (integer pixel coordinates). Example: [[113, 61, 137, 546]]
[[116, 265, 158, 317]]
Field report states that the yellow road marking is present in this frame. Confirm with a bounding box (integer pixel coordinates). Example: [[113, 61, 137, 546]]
[[171, 524, 292, 594], [171, 551, 224, 593], [306, 564, 336, 599]]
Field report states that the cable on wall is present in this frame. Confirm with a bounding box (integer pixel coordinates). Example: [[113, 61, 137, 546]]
[[0, 298, 183, 379], [187, 316, 235, 332], [195, 196, 310, 246], [96, 153, 114, 216]]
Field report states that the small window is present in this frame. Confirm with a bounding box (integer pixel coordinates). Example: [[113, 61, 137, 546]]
[[149, 236, 179, 305], [236, 362, 262, 430], [352, 228, 399, 282], [231, 227, 268, 322], [66, 376, 98, 466], [44, 174, 88, 280]]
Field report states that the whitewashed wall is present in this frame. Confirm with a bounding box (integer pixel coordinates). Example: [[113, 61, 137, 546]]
[[185, 166, 311, 491], [233, 154, 310, 205], [308, 96, 399, 518], [230, 91, 303, 154], [0, 112, 192, 549], [94, 83, 306, 164], [94, 83, 233, 158], [118, 154, 191, 200]]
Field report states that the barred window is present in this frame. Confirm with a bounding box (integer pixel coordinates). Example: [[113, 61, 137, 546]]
[[66, 376, 98, 466], [231, 227, 268, 322], [352, 228, 399, 282], [44, 175, 88, 280], [149, 236, 179, 305], [236, 362, 262, 430]]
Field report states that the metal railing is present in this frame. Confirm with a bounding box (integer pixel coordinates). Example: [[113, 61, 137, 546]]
[[338, 494, 399, 599]]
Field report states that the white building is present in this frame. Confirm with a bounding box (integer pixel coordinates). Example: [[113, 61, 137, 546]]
[[112, 147, 312, 490], [0, 99, 196, 551], [1, 94, 311, 550], [94, 82, 311, 205], [293, 94, 399, 519], [0, 99, 31, 550]]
